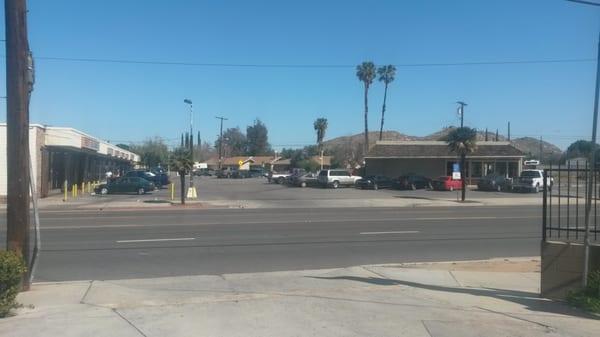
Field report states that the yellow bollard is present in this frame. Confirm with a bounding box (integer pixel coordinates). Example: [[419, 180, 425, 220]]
[[71, 184, 75, 198], [170, 183, 175, 200], [82, 183, 85, 195], [63, 181, 68, 201]]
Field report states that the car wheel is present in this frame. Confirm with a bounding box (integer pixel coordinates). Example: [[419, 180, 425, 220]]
[[138, 188, 145, 195], [373, 184, 378, 191], [332, 181, 339, 189], [277, 177, 285, 184], [411, 183, 416, 190], [300, 182, 307, 188], [100, 187, 108, 195]]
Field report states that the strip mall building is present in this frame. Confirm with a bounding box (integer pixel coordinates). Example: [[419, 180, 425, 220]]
[[0, 123, 140, 200]]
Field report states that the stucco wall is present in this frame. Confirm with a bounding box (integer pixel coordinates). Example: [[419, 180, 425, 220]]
[[0, 125, 40, 198]]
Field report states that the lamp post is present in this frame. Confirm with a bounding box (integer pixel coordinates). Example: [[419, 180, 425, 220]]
[[566, 0, 600, 287], [456, 101, 467, 128], [183, 99, 197, 198]]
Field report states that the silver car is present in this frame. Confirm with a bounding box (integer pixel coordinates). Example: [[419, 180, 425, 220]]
[[317, 169, 361, 188]]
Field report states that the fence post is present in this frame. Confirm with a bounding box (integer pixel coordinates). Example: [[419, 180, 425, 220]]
[[63, 180, 68, 202], [543, 169, 548, 241]]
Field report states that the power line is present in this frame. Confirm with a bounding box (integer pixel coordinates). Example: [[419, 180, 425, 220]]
[[24, 55, 595, 69]]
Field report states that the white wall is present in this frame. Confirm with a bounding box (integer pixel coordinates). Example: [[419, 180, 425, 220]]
[[0, 124, 40, 197]]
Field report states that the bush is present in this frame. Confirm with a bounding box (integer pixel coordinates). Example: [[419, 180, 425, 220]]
[[567, 270, 600, 314], [0, 251, 27, 318]]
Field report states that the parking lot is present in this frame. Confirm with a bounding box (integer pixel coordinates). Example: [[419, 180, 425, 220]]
[[39, 174, 544, 210]]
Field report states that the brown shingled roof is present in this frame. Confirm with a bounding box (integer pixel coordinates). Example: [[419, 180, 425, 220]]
[[366, 141, 524, 158]]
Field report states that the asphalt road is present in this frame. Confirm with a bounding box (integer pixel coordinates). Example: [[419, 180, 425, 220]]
[[0, 205, 544, 282]]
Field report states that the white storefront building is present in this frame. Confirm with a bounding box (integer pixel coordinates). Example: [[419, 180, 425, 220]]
[[0, 123, 140, 200]]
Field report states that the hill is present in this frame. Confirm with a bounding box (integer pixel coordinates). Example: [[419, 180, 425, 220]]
[[323, 127, 563, 161]]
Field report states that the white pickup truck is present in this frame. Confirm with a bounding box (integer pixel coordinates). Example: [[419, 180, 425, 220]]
[[267, 171, 291, 184], [512, 169, 553, 193]]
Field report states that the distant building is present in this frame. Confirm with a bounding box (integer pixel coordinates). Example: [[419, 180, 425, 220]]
[[365, 141, 525, 183], [206, 155, 332, 172], [0, 123, 140, 200]]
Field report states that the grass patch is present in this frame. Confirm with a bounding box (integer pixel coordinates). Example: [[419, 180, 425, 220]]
[[567, 270, 600, 314]]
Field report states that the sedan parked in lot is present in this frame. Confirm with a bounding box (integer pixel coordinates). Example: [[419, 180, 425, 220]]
[[355, 175, 394, 190], [289, 172, 319, 187], [477, 173, 513, 192], [94, 177, 155, 195], [125, 170, 165, 187], [393, 175, 432, 190], [432, 176, 462, 191]]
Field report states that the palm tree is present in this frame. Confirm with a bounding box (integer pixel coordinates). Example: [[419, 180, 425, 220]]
[[313, 118, 328, 170], [446, 127, 478, 201], [377, 65, 396, 141], [169, 147, 193, 204], [356, 61, 376, 156]]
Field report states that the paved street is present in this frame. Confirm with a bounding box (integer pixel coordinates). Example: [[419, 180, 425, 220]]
[[0, 205, 541, 282]]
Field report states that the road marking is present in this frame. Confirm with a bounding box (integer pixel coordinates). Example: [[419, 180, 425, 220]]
[[116, 237, 195, 243], [360, 231, 420, 235]]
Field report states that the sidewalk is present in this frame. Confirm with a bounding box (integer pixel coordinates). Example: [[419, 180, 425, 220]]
[[2, 258, 598, 337]]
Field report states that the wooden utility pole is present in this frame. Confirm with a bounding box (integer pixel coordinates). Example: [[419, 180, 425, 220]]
[[5, 0, 32, 289]]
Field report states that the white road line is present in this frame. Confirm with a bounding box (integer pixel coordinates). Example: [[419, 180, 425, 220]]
[[360, 231, 420, 235], [116, 237, 195, 243]]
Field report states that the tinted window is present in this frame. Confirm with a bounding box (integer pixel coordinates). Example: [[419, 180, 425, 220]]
[[521, 171, 541, 178], [318, 170, 327, 177]]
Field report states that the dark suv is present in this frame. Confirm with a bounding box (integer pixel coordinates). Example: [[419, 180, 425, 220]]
[[124, 170, 165, 187]]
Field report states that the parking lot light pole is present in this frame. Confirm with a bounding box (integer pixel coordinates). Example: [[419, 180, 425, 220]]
[[184, 99, 197, 198], [216, 116, 228, 170], [566, 0, 600, 287]]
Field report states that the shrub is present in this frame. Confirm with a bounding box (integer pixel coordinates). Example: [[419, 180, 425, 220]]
[[0, 251, 27, 318], [567, 270, 600, 314]]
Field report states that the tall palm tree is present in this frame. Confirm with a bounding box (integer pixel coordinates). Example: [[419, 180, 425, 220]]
[[377, 65, 396, 141], [446, 127, 478, 201], [169, 147, 193, 204], [356, 61, 376, 156], [313, 118, 328, 170]]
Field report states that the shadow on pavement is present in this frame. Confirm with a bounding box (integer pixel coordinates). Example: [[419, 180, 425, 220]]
[[308, 275, 596, 319]]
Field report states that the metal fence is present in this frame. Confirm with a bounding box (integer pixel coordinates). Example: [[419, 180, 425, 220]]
[[542, 163, 599, 243]]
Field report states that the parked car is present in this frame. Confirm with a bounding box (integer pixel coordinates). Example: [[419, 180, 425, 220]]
[[268, 171, 291, 184], [512, 169, 553, 193], [150, 168, 170, 187], [317, 169, 362, 188], [393, 175, 432, 190], [193, 168, 214, 176], [94, 177, 155, 195], [477, 173, 513, 192], [124, 170, 165, 187], [432, 176, 462, 191], [355, 175, 394, 190], [216, 168, 238, 178], [289, 172, 319, 187]]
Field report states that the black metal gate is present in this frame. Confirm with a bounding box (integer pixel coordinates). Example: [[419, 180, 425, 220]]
[[542, 163, 599, 243]]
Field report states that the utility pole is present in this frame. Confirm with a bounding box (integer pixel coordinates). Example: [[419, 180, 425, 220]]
[[495, 129, 499, 142], [456, 101, 467, 128], [216, 116, 228, 170], [5, 0, 32, 289], [508, 121, 511, 141], [485, 128, 488, 141], [566, 0, 600, 288], [183, 99, 196, 198]]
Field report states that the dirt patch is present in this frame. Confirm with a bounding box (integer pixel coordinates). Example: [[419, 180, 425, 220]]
[[391, 258, 540, 273]]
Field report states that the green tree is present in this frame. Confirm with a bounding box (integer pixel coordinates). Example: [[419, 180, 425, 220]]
[[446, 127, 478, 201], [246, 119, 272, 155], [169, 147, 193, 205], [356, 61, 377, 156], [129, 137, 170, 168], [377, 65, 396, 141], [565, 140, 598, 159], [215, 127, 247, 157]]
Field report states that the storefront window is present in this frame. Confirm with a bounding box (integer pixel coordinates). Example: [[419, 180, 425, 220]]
[[471, 161, 482, 177], [496, 162, 508, 176], [508, 162, 519, 178]]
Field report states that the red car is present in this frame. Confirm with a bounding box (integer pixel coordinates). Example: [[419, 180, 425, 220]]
[[432, 176, 462, 191]]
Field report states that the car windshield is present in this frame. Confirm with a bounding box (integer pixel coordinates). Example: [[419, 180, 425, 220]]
[[521, 171, 541, 178], [4, 3, 593, 336]]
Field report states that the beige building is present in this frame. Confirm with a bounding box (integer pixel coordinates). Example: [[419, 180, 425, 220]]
[[0, 123, 139, 200], [365, 141, 525, 183]]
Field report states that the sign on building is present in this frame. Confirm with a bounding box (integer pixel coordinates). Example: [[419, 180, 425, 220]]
[[81, 136, 100, 151]]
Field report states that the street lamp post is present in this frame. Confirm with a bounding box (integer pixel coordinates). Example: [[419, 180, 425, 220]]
[[184, 99, 197, 198], [566, 0, 600, 287], [456, 101, 467, 128]]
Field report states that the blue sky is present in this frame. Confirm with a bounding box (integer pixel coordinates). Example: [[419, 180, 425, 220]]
[[1, 0, 599, 150]]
